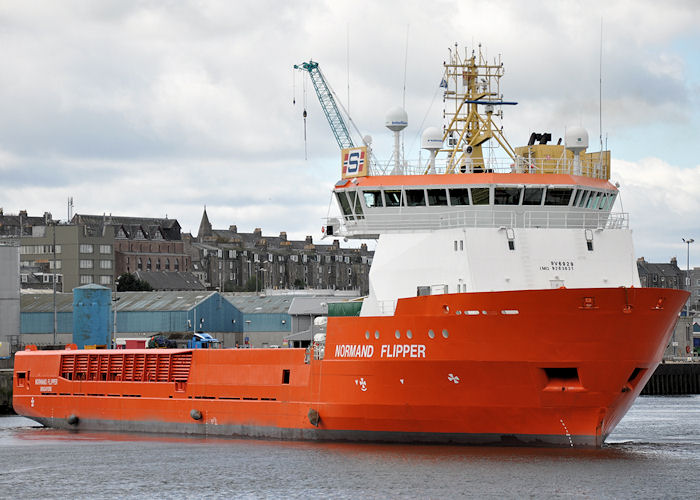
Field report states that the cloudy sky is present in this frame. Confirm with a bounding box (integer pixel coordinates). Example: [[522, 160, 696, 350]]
[[1, 0, 700, 264]]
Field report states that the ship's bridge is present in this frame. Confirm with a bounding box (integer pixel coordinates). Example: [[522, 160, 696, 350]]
[[328, 172, 624, 239]]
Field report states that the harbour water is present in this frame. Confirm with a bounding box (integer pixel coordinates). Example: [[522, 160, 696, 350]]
[[1, 396, 699, 499]]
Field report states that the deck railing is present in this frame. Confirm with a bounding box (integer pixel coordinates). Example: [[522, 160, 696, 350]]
[[328, 210, 628, 235]]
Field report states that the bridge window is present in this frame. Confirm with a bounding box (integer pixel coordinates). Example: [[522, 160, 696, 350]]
[[363, 190, 383, 208], [348, 191, 364, 219], [586, 191, 600, 209], [522, 187, 544, 205], [384, 190, 404, 207], [448, 188, 470, 206], [427, 189, 448, 206], [406, 189, 426, 207], [544, 188, 573, 206], [573, 189, 584, 206], [471, 187, 490, 205], [494, 187, 521, 205], [577, 190, 589, 207], [336, 192, 354, 219]]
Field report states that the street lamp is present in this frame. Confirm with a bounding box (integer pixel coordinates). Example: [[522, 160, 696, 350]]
[[683, 238, 694, 316]]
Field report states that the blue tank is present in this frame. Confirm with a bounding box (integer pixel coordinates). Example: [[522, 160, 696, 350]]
[[73, 284, 112, 349]]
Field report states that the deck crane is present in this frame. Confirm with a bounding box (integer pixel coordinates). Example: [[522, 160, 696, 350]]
[[294, 60, 357, 150]]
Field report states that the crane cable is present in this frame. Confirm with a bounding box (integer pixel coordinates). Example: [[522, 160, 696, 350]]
[[303, 72, 308, 160]]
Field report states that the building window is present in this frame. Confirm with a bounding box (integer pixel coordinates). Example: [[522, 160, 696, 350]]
[[21, 274, 28, 283], [99, 260, 112, 269], [156, 259, 161, 270], [100, 244, 112, 254], [165, 258, 170, 270], [80, 244, 94, 253], [79, 259, 93, 269], [147, 258, 152, 270], [174, 260, 179, 271], [137, 258, 142, 270], [99, 275, 112, 285], [49, 260, 62, 270], [80, 275, 93, 284]]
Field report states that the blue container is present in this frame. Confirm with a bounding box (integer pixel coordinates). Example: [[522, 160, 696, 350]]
[[73, 284, 111, 348]]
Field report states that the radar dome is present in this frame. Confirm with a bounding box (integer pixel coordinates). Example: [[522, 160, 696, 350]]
[[565, 126, 589, 153], [421, 127, 443, 151], [385, 106, 408, 132]]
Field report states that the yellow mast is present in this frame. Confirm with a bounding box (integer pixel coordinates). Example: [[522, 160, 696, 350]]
[[442, 44, 516, 174]]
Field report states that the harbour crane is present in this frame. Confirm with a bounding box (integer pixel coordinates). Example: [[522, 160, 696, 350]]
[[294, 60, 356, 150]]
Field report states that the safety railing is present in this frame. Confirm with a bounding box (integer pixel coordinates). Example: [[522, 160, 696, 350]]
[[327, 209, 628, 234]]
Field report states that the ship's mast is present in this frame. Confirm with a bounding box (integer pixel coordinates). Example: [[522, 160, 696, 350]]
[[442, 44, 517, 174]]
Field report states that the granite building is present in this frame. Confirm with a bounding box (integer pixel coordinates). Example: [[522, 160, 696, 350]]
[[187, 208, 373, 294]]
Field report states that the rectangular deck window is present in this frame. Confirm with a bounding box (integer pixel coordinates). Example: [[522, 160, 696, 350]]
[[448, 188, 470, 206], [427, 189, 448, 206], [494, 187, 521, 205], [544, 188, 573, 206], [470, 187, 490, 205], [384, 190, 403, 207], [362, 190, 383, 208], [405, 189, 426, 206], [522, 187, 544, 205]]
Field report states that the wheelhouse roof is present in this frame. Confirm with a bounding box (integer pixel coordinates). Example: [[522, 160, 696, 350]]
[[336, 174, 615, 190]]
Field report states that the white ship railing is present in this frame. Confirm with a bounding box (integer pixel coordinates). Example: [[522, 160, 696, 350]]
[[328, 210, 628, 235], [523, 211, 628, 229]]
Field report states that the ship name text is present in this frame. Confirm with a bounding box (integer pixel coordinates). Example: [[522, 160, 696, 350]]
[[35, 378, 58, 392], [334, 344, 426, 358]]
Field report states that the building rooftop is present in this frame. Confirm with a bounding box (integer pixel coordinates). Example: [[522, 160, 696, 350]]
[[133, 271, 205, 291]]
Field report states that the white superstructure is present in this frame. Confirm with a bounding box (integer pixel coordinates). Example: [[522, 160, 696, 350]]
[[322, 44, 630, 317]]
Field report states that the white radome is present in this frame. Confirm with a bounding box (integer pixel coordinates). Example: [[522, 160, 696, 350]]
[[565, 126, 589, 153], [421, 127, 443, 151], [385, 106, 408, 132]]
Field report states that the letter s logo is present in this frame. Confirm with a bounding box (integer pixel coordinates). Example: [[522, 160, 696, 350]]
[[348, 152, 360, 173]]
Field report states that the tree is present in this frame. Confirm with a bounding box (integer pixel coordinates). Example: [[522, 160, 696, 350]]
[[116, 272, 153, 292]]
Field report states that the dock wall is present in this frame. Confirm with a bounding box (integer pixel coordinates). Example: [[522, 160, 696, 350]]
[[641, 362, 700, 395], [0, 369, 13, 414]]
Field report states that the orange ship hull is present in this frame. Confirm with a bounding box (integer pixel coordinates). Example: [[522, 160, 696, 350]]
[[12, 287, 687, 447]]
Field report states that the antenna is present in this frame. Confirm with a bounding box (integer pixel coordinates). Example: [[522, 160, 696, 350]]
[[67, 196, 74, 222], [402, 25, 410, 109], [599, 17, 603, 153], [346, 24, 350, 113]]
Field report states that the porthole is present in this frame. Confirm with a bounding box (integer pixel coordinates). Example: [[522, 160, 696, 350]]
[[365, 331, 370, 340], [428, 329, 435, 339], [406, 330, 413, 339], [456, 310, 462, 315], [442, 305, 450, 314], [374, 331, 380, 339], [442, 329, 449, 338], [395, 330, 401, 339]]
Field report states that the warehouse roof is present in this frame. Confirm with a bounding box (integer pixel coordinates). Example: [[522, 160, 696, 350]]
[[20, 293, 75, 313], [222, 293, 295, 314]]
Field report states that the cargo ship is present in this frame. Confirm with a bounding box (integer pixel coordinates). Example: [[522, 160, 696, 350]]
[[13, 45, 687, 447]]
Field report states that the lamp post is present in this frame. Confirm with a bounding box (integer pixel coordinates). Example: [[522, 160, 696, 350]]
[[683, 238, 694, 314]]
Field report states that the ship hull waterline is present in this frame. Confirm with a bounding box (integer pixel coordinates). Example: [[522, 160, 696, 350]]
[[13, 287, 687, 448]]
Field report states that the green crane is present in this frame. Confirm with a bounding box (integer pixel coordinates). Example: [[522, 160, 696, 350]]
[[294, 61, 355, 150]]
